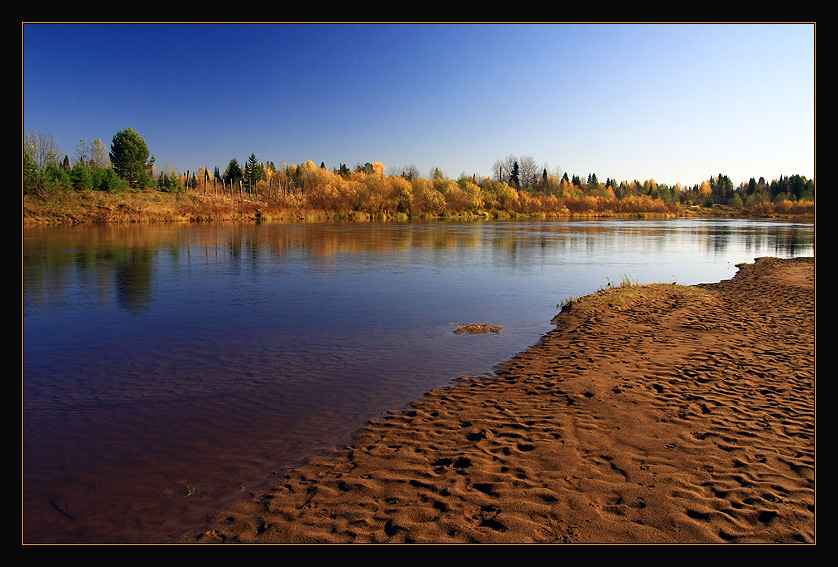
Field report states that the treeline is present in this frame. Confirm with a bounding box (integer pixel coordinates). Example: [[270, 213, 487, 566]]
[[23, 128, 815, 219]]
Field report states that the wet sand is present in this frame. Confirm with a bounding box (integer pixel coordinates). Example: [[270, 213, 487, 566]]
[[180, 256, 815, 544]]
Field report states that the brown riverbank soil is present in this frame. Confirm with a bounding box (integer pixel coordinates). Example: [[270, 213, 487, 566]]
[[181, 256, 815, 544]]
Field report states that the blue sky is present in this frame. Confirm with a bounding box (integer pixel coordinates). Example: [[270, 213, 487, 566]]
[[23, 23, 815, 188]]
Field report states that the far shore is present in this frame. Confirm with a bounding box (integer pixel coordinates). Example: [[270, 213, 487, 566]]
[[178, 256, 815, 544]]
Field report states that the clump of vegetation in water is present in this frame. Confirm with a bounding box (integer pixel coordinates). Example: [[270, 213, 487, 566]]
[[453, 322, 502, 334]]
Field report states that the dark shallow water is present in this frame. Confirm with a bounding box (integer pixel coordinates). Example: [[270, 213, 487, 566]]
[[22, 218, 814, 543]]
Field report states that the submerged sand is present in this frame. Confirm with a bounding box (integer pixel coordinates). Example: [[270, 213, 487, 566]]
[[181, 257, 815, 544]]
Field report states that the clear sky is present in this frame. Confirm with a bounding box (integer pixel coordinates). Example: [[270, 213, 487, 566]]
[[23, 22, 815, 188]]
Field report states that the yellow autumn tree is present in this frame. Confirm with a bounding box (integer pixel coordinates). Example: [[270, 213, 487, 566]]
[[304, 167, 345, 211], [698, 179, 712, 202], [389, 175, 414, 213], [434, 179, 467, 212], [412, 178, 446, 216], [491, 182, 519, 211]]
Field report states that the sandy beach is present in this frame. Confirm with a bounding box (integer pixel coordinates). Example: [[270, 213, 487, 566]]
[[180, 256, 815, 544]]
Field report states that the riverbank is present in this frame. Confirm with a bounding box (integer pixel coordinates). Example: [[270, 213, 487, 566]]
[[179, 256, 815, 544], [22, 191, 815, 226]]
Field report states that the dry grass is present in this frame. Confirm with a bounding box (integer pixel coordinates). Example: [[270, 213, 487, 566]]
[[23, 188, 814, 226], [24, 191, 324, 225]]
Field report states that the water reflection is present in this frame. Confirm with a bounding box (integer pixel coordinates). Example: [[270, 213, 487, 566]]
[[22, 218, 814, 543], [24, 219, 812, 317]]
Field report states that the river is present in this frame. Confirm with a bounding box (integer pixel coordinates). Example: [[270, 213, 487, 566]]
[[22, 217, 814, 543]]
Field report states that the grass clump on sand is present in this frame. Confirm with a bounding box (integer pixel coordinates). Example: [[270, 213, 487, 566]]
[[557, 276, 718, 314], [557, 274, 639, 312]]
